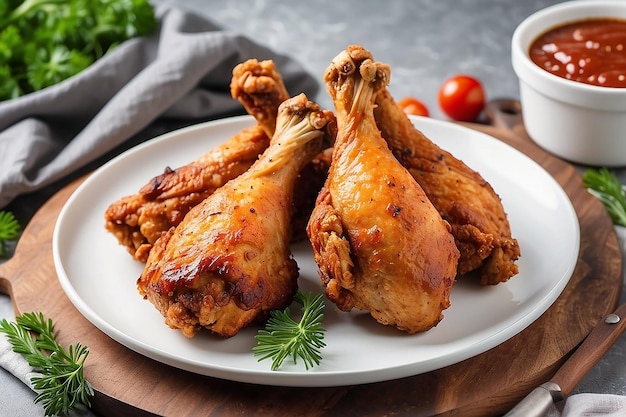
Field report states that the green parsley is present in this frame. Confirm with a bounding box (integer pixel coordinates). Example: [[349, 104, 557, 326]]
[[0, 0, 158, 101], [583, 167, 626, 226], [0, 210, 20, 257], [253, 290, 326, 371], [0, 312, 93, 416]]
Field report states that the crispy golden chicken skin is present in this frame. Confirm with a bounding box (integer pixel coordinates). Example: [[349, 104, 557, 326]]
[[137, 94, 335, 338], [307, 46, 460, 334], [104, 59, 289, 262], [373, 88, 520, 285]]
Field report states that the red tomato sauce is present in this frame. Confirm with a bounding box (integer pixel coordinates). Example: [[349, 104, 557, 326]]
[[529, 18, 626, 88]]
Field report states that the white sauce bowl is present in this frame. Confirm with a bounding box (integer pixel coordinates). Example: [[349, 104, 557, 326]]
[[512, 0, 626, 166]]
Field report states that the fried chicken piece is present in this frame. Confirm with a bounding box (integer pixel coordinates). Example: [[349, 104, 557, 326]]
[[137, 94, 335, 338], [230, 59, 290, 137], [307, 46, 459, 334], [373, 87, 520, 285], [104, 126, 269, 263], [104, 59, 290, 262]]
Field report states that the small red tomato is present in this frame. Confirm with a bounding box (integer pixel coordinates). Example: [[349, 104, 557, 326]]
[[397, 97, 429, 117], [438, 75, 486, 122]]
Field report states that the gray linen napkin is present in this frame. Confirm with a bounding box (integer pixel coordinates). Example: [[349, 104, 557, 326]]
[[0, 3, 318, 209]]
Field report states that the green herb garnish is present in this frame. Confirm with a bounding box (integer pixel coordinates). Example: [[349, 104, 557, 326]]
[[0, 312, 93, 416], [583, 167, 626, 226], [253, 290, 326, 371], [0, 210, 21, 257], [0, 0, 158, 101]]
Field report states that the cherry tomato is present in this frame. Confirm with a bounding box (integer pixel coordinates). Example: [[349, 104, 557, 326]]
[[438, 75, 486, 122], [397, 97, 429, 117]]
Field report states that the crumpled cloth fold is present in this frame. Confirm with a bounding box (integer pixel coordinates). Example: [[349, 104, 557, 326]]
[[548, 394, 626, 417], [0, 3, 318, 208], [0, 336, 41, 389]]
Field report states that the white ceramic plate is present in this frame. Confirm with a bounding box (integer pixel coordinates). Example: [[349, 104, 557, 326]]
[[53, 115, 580, 387]]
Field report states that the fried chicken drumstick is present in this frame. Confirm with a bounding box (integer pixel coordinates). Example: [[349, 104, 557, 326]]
[[137, 94, 335, 338], [373, 78, 520, 285], [104, 59, 289, 262], [307, 46, 459, 334]]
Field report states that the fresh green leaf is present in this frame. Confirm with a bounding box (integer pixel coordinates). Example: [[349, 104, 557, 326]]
[[0, 25, 22, 62], [0, 65, 22, 100], [583, 167, 626, 226], [26, 45, 92, 90], [0, 210, 20, 257], [0, 0, 158, 101], [0, 312, 94, 416], [253, 290, 326, 371]]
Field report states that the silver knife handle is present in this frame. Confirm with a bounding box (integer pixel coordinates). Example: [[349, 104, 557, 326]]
[[504, 382, 563, 417]]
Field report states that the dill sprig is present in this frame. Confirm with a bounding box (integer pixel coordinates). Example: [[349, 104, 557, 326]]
[[583, 167, 626, 226], [0, 312, 94, 416], [253, 290, 326, 371], [0, 209, 21, 257]]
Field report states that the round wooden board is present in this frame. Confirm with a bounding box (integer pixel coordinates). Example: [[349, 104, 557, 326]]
[[0, 108, 622, 417]]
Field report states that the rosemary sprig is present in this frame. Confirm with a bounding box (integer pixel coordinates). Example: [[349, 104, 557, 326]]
[[253, 290, 326, 371], [0, 209, 21, 257], [0, 312, 94, 416], [583, 167, 626, 226]]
